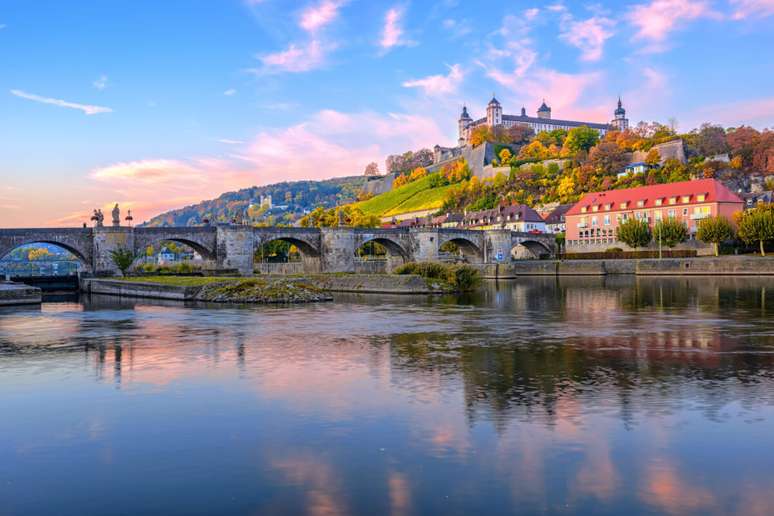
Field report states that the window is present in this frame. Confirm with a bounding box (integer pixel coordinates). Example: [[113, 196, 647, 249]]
[[637, 200, 645, 207], [668, 209, 676, 218], [591, 216, 598, 226], [620, 202, 628, 209], [683, 208, 688, 216], [669, 197, 677, 205], [682, 195, 690, 203], [605, 203, 612, 211], [592, 205, 599, 212], [654, 210, 662, 221], [581, 206, 587, 213], [604, 215, 610, 226], [697, 194, 706, 202], [655, 198, 663, 206]]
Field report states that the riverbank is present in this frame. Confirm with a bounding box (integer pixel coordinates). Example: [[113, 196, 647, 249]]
[[0, 282, 42, 306], [81, 273, 451, 302], [478, 256, 774, 278]]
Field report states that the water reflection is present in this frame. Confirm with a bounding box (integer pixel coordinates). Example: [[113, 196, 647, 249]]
[[1, 277, 774, 515]]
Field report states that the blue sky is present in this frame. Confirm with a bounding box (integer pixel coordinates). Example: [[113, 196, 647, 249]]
[[1, 0, 772, 226]]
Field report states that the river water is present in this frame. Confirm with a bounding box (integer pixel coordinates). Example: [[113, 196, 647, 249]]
[[2, 277, 774, 515]]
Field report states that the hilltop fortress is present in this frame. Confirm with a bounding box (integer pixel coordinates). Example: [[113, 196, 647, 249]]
[[365, 96, 630, 198], [458, 95, 629, 146]]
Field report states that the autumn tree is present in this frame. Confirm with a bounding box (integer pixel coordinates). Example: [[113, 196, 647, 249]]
[[654, 218, 688, 248], [697, 215, 735, 257], [645, 148, 661, 166], [563, 126, 600, 155], [363, 162, 380, 176], [518, 140, 550, 160], [617, 218, 652, 250], [588, 142, 628, 175], [507, 124, 535, 145], [469, 126, 493, 147], [695, 123, 729, 157], [726, 126, 760, 169], [752, 131, 774, 175], [736, 204, 774, 256]]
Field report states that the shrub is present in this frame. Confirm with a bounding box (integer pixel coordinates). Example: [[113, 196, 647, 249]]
[[110, 248, 135, 276], [394, 261, 480, 291], [605, 247, 624, 253]]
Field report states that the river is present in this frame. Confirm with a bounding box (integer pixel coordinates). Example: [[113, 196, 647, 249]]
[[2, 276, 774, 515]]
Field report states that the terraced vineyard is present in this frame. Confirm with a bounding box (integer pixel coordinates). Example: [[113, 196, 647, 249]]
[[355, 174, 450, 218]]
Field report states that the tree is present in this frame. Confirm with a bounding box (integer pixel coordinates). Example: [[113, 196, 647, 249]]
[[563, 126, 600, 155], [654, 218, 688, 248], [695, 123, 729, 157], [27, 248, 52, 261], [617, 218, 652, 249], [409, 167, 427, 182], [363, 162, 380, 176], [645, 148, 661, 166], [736, 204, 774, 256], [110, 247, 135, 276], [507, 124, 535, 145], [752, 131, 774, 175], [588, 142, 628, 175], [518, 140, 550, 160], [727, 126, 760, 169], [697, 215, 735, 257], [498, 148, 512, 163]]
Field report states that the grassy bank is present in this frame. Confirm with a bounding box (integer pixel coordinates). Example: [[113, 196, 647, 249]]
[[394, 262, 481, 291], [119, 276, 242, 287]]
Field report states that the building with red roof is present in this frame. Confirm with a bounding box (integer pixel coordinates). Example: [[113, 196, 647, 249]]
[[565, 179, 744, 247]]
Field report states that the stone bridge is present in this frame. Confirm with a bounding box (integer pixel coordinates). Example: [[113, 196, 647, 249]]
[[0, 225, 556, 275]]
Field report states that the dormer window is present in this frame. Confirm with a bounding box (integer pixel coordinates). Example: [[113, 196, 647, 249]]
[[620, 202, 628, 209], [637, 200, 645, 207], [697, 194, 706, 202], [581, 206, 587, 213], [655, 198, 663, 206], [682, 195, 691, 203], [592, 205, 599, 212], [669, 197, 677, 205]]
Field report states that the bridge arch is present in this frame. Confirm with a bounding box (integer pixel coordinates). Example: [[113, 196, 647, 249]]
[[439, 236, 482, 263], [355, 236, 408, 272], [254, 235, 322, 274], [511, 239, 553, 260], [0, 240, 92, 272]]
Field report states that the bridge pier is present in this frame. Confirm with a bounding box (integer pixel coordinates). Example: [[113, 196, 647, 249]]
[[484, 230, 514, 263], [411, 230, 441, 263], [216, 226, 255, 275], [320, 228, 355, 273], [94, 227, 135, 275]]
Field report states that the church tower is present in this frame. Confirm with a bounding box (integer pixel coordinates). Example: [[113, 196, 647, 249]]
[[611, 97, 629, 131], [537, 100, 551, 119], [486, 95, 502, 127], [458, 105, 472, 145]]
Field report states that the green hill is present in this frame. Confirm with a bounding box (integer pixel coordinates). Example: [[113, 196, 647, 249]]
[[355, 175, 450, 218]]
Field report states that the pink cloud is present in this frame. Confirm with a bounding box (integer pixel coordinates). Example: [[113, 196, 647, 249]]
[[685, 96, 774, 129], [380, 6, 410, 50], [402, 64, 464, 96], [627, 0, 716, 49], [255, 40, 328, 74], [560, 16, 616, 62], [729, 0, 774, 19], [299, 0, 345, 32]]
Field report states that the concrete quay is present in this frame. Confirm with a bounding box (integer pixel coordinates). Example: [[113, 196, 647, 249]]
[[0, 282, 42, 306]]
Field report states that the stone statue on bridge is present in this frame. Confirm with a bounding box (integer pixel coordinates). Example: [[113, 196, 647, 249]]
[[91, 209, 104, 227], [112, 204, 120, 227]]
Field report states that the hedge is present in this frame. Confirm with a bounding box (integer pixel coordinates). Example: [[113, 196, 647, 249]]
[[562, 250, 697, 260]]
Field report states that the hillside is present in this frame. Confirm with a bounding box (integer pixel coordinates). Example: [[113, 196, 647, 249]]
[[144, 176, 367, 227], [355, 174, 451, 218]]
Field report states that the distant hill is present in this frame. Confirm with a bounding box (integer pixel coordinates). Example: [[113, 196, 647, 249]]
[[143, 176, 367, 227]]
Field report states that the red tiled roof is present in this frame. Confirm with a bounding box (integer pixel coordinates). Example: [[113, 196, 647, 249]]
[[566, 179, 743, 216]]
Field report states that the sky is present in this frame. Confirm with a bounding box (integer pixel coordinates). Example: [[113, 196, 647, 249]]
[[1, 0, 773, 227]]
